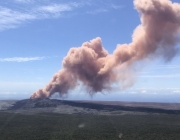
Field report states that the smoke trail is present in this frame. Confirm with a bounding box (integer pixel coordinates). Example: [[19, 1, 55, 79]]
[[30, 0, 180, 99]]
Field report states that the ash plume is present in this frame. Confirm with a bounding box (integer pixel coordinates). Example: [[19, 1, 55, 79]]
[[30, 0, 180, 99]]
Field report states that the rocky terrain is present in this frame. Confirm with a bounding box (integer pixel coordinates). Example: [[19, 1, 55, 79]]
[[1, 98, 180, 115]]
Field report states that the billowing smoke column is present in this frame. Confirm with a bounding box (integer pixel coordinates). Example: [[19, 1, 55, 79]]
[[30, 0, 180, 99]]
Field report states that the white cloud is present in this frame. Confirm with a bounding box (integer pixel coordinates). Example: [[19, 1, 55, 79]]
[[0, 57, 45, 62], [87, 8, 108, 14], [0, 1, 124, 31], [139, 74, 180, 78], [152, 65, 180, 69], [173, 90, 180, 93], [37, 4, 73, 14], [128, 91, 137, 94], [138, 64, 180, 78], [0, 91, 18, 95], [0, 2, 82, 31], [111, 4, 124, 9], [14, 0, 34, 4], [141, 90, 147, 94], [0, 7, 36, 30]]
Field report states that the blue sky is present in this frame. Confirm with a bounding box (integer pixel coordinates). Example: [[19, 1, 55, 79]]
[[0, 0, 180, 102]]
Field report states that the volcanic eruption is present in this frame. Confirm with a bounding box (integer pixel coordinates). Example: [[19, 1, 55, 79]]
[[30, 0, 180, 99]]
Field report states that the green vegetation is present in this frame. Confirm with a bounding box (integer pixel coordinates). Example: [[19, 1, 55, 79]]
[[0, 112, 180, 140]]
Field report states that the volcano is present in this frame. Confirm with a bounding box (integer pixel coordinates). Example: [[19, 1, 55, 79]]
[[10, 98, 62, 109], [6, 98, 180, 115]]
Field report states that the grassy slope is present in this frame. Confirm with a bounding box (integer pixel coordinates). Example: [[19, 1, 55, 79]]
[[0, 112, 180, 140]]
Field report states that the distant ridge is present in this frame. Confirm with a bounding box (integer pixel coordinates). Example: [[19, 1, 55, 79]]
[[10, 98, 61, 109], [9, 98, 180, 115]]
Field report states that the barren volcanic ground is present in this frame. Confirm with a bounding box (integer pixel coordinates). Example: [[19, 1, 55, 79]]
[[1, 98, 180, 115]]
